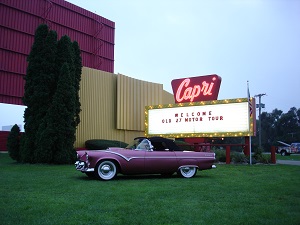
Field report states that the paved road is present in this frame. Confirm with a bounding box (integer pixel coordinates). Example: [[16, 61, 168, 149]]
[[277, 160, 300, 166]]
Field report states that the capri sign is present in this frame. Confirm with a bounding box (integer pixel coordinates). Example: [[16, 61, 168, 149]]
[[171, 75, 222, 103]]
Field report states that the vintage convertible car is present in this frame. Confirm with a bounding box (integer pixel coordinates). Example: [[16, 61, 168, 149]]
[[75, 137, 216, 181]]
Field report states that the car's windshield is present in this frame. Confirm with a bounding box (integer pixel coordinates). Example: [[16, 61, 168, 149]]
[[126, 138, 153, 151], [125, 139, 141, 149]]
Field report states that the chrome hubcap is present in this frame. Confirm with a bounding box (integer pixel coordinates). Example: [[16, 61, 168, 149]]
[[101, 165, 112, 174]]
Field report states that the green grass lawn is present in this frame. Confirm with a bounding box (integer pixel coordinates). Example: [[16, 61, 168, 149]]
[[1, 153, 300, 225]]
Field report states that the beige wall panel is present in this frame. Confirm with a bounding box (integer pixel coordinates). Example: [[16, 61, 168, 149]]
[[75, 68, 175, 148], [75, 68, 147, 147], [117, 74, 163, 131], [162, 90, 175, 105], [76, 68, 118, 147]]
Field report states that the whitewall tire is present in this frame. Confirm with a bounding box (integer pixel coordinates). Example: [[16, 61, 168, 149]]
[[96, 160, 117, 181], [178, 166, 197, 178]]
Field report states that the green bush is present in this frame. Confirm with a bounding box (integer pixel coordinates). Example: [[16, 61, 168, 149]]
[[7, 124, 21, 162], [85, 139, 128, 150], [254, 153, 272, 164], [214, 149, 226, 162], [252, 147, 271, 163], [231, 152, 247, 163]]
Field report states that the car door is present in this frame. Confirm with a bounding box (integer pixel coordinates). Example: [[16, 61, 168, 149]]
[[144, 150, 178, 174], [118, 149, 146, 174]]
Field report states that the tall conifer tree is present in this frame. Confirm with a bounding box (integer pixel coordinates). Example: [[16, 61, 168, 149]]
[[34, 30, 58, 162], [22, 25, 81, 164], [51, 63, 76, 164], [21, 24, 50, 163], [72, 41, 82, 127]]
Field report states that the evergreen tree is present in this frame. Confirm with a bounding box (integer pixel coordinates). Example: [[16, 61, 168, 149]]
[[51, 63, 76, 164], [21, 24, 50, 163], [21, 24, 81, 164], [50, 35, 80, 163], [56, 35, 75, 79], [34, 30, 58, 163], [7, 124, 21, 162], [72, 41, 82, 127]]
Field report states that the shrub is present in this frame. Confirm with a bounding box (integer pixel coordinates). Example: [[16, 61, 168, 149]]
[[253, 147, 271, 163], [7, 124, 21, 162], [231, 152, 247, 163], [214, 149, 226, 162], [254, 153, 272, 164], [85, 139, 128, 150]]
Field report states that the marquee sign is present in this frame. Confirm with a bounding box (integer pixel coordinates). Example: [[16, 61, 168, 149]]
[[171, 75, 222, 103], [145, 98, 255, 138]]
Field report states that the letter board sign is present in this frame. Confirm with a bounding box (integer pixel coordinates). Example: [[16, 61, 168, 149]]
[[145, 98, 255, 138]]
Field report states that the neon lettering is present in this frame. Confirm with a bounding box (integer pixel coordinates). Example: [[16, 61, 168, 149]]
[[201, 81, 214, 96], [175, 78, 215, 103]]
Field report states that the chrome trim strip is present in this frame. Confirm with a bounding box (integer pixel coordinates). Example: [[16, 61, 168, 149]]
[[103, 151, 139, 162]]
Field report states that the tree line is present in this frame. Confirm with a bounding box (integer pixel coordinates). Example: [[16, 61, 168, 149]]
[[212, 107, 300, 151], [7, 24, 82, 164], [256, 107, 300, 150]]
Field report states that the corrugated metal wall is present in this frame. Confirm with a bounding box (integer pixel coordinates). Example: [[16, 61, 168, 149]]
[[0, 0, 115, 105], [0, 131, 10, 151], [75, 68, 174, 147], [162, 90, 175, 105], [75, 68, 142, 147], [116, 74, 164, 131]]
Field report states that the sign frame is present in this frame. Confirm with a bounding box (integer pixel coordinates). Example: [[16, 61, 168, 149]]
[[145, 98, 255, 138]]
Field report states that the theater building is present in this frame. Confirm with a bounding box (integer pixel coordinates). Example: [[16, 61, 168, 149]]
[[0, 0, 174, 150]]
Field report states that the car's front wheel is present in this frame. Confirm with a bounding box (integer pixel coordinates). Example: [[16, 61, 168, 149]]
[[96, 160, 117, 181], [178, 166, 197, 178]]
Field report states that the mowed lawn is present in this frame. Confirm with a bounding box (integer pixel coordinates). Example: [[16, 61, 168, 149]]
[[1, 153, 300, 225]]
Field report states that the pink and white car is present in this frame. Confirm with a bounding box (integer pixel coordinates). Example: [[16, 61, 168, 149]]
[[75, 137, 216, 181]]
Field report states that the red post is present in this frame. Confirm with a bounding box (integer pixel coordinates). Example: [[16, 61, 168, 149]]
[[244, 136, 250, 156], [271, 146, 276, 164], [226, 145, 231, 164], [194, 143, 200, 152]]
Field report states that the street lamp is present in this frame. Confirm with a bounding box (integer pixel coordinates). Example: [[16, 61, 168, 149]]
[[254, 93, 266, 149]]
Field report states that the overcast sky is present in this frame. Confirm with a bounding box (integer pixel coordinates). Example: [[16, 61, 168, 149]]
[[1, 0, 299, 129], [66, 0, 299, 113]]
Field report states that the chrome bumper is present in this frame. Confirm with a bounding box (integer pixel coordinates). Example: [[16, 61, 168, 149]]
[[75, 161, 94, 172]]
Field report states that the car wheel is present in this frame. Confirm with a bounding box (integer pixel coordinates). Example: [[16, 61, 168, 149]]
[[96, 160, 117, 181], [281, 151, 286, 156], [178, 166, 197, 178]]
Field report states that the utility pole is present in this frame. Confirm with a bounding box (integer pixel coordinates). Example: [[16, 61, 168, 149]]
[[254, 93, 266, 149]]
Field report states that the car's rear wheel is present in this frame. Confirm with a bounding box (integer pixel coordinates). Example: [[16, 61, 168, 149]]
[[178, 166, 197, 178], [281, 150, 287, 156], [96, 160, 117, 181]]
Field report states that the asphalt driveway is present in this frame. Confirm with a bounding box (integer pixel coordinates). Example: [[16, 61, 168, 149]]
[[277, 160, 300, 166]]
